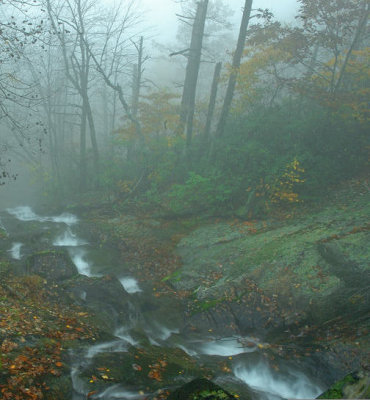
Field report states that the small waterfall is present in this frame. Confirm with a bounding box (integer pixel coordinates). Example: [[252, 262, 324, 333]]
[[234, 362, 323, 400], [50, 212, 78, 226], [95, 385, 147, 399], [119, 277, 142, 294], [0, 217, 8, 235], [8, 242, 22, 259], [53, 228, 87, 246], [114, 327, 139, 346], [86, 340, 129, 358], [7, 206, 78, 225], [68, 248, 92, 277], [198, 336, 258, 356], [7, 206, 42, 222]]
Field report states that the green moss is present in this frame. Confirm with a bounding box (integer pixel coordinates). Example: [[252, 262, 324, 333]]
[[318, 373, 357, 399], [162, 269, 182, 282], [198, 298, 224, 312]]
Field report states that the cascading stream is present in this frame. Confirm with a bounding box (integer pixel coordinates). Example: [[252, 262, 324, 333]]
[[3, 206, 323, 400]]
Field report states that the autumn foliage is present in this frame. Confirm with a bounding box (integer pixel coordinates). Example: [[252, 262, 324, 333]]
[[0, 274, 95, 399]]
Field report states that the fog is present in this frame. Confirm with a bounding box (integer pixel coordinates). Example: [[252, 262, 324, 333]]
[[0, 0, 368, 399]]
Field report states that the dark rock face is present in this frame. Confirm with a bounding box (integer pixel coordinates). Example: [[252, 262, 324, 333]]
[[64, 274, 136, 332], [168, 378, 242, 400], [26, 249, 78, 282], [79, 346, 206, 393], [184, 295, 285, 338]]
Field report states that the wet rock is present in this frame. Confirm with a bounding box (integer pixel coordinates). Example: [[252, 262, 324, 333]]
[[44, 375, 73, 400], [64, 274, 136, 332], [317, 370, 370, 399], [78, 345, 206, 394], [26, 249, 78, 282], [317, 241, 370, 287], [167, 378, 240, 400], [169, 196, 370, 337]]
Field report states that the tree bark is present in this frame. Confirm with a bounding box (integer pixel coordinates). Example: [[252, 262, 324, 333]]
[[132, 36, 144, 119], [79, 103, 87, 191], [203, 61, 222, 142], [215, 0, 253, 138], [178, 0, 209, 150]]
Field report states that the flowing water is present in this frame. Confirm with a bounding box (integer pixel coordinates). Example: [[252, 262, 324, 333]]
[[8, 242, 23, 259], [1, 206, 324, 400]]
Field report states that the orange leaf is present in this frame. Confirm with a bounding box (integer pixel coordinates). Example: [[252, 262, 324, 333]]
[[132, 363, 142, 371], [55, 362, 63, 367]]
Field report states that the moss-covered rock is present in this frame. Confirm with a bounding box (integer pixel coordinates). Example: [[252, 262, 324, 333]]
[[168, 378, 241, 400], [169, 193, 370, 335], [317, 370, 370, 399]]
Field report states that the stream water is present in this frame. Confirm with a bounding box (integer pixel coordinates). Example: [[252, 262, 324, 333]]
[[1, 206, 324, 400]]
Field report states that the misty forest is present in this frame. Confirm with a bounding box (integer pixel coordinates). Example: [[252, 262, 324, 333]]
[[0, 0, 369, 399]]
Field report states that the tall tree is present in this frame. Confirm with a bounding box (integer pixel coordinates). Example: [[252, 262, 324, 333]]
[[297, 0, 369, 95], [177, 0, 209, 150], [85, 0, 145, 152], [203, 61, 222, 142], [215, 0, 253, 137], [46, 0, 100, 190], [0, 0, 44, 184]]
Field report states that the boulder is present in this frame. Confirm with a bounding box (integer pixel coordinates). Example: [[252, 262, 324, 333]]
[[168, 378, 239, 400], [77, 345, 207, 394], [169, 197, 369, 337], [26, 249, 78, 282], [64, 274, 136, 332]]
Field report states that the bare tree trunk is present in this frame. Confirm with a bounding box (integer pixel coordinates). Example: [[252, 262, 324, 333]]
[[215, 0, 253, 138], [129, 36, 145, 161], [87, 43, 144, 145], [46, 0, 100, 191], [179, 0, 209, 151], [203, 61, 222, 142], [132, 36, 144, 118], [334, 3, 369, 93], [80, 104, 87, 191], [84, 95, 99, 183]]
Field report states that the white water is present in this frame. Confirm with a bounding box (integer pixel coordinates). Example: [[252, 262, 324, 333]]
[[95, 385, 147, 399], [119, 277, 142, 294], [0, 217, 7, 235], [8, 242, 22, 259], [234, 362, 323, 400], [145, 323, 180, 346], [50, 212, 78, 226], [53, 228, 88, 246], [69, 248, 92, 277], [7, 206, 78, 225], [176, 336, 258, 358], [199, 336, 258, 356], [86, 340, 129, 358], [4, 204, 325, 400], [115, 327, 139, 346]]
